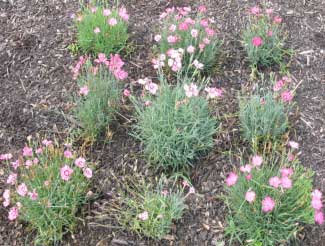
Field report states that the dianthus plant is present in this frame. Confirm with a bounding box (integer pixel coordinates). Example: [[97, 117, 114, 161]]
[[97, 175, 193, 239], [72, 53, 127, 141], [130, 74, 220, 172], [224, 147, 324, 246], [74, 4, 129, 55], [1, 138, 92, 245], [152, 5, 222, 77], [243, 6, 291, 72], [239, 75, 295, 150]]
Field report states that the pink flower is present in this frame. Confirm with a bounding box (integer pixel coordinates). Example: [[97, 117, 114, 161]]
[[167, 35, 178, 44], [179, 22, 189, 31], [269, 176, 281, 188], [203, 38, 210, 45], [226, 172, 238, 187], [315, 211, 324, 225], [17, 183, 28, 197], [252, 155, 263, 167], [312, 198, 323, 210], [154, 34, 161, 42], [3, 189, 10, 200], [23, 146, 33, 157], [252, 36, 263, 47], [281, 91, 293, 103], [33, 158, 39, 164], [8, 206, 19, 221], [114, 69, 128, 80], [94, 27, 101, 34], [144, 101, 152, 107], [42, 139, 52, 147], [200, 19, 209, 27], [184, 17, 195, 25], [123, 89, 131, 97], [280, 176, 292, 189], [169, 24, 176, 32], [280, 168, 294, 177], [6, 173, 17, 185], [240, 164, 252, 173], [79, 86, 89, 96], [198, 5, 207, 13], [108, 54, 124, 72], [312, 189, 322, 200], [91, 7, 97, 13], [184, 83, 199, 98], [25, 160, 33, 168], [262, 196, 275, 213], [28, 189, 38, 200], [246, 174, 252, 180], [288, 141, 299, 149], [193, 60, 204, 70], [75, 157, 86, 168], [83, 167, 93, 179], [161, 190, 169, 196], [187, 45, 195, 53], [103, 9, 111, 16], [138, 211, 149, 221], [273, 80, 285, 91], [189, 186, 195, 194], [199, 43, 205, 51], [145, 82, 159, 95], [95, 53, 107, 64], [205, 87, 223, 99], [267, 30, 273, 37], [60, 165, 74, 181], [205, 27, 215, 37], [191, 29, 199, 38], [274, 16, 282, 24], [182, 180, 190, 187], [266, 8, 273, 15], [108, 18, 117, 26], [0, 153, 13, 160], [118, 6, 129, 21], [64, 150, 73, 159], [11, 160, 20, 170], [250, 6, 261, 15], [44, 180, 50, 186], [245, 190, 256, 203], [282, 76, 292, 83], [138, 78, 150, 85], [36, 148, 43, 154]]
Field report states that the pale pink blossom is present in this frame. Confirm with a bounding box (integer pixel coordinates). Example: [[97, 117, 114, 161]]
[[23, 146, 33, 157], [226, 172, 238, 187], [189, 186, 195, 194], [205, 27, 215, 37], [103, 9, 111, 16], [273, 80, 285, 91], [187, 45, 195, 53], [42, 139, 52, 147], [76, 15, 83, 22], [200, 19, 209, 27], [95, 53, 107, 64], [182, 180, 189, 187], [167, 35, 178, 44], [138, 211, 149, 221], [262, 196, 275, 212], [250, 6, 261, 15], [145, 82, 159, 95], [91, 7, 97, 13], [8, 206, 19, 221], [252, 36, 263, 47], [33, 158, 39, 165], [312, 198, 323, 210], [28, 189, 38, 200], [94, 27, 101, 34], [280, 167, 294, 177], [203, 38, 210, 45], [25, 160, 33, 168], [6, 173, 17, 185], [178, 22, 189, 31], [266, 8, 273, 15], [123, 89, 131, 97], [274, 16, 282, 24], [288, 153, 295, 162], [191, 29, 199, 38], [154, 34, 161, 42], [83, 167, 93, 179], [144, 101, 152, 107], [312, 189, 322, 200], [240, 164, 252, 173], [0, 153, 13, 160], [288, 141, 299, 149], [281, 91, 293, 103], [79, 86, 89, 96], [315, 211, 324, 225], [198, 5, 207, 13], [118, 6, 129, 21], [193, 60, 204, 70], [108, 54, 124, 72], [108, 18, 117, 26], [245, 190, 256, 203], [184, 17, 195, 25], [3, 189, 10, 200], [246, 174, 253, 180], [252, 155, 263, 167], [161, 190, 169, 196], [280, 176, 292, 189], [282, 76, 292, 83], [184, 83, 199, 98], [11, 160, 20, 170], [17, 183, 28, 197], [44, 180, 50, 186], [169, 24, 176, 32], [267, 30, 273, 37], [205, 87, 223, 99], [60, 165, 74, 181], [199, 43, 205, 51], [64, 150, 73, 159], [114, 69, 128, 80], [75, 157, 86, 168], [269, 176, 281, 188], [138, 78, 150, 85], [36, 148, 43, 154]]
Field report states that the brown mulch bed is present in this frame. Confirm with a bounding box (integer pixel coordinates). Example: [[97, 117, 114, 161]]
[[0, 0, 324, 245]]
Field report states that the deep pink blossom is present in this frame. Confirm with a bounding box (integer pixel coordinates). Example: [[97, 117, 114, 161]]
[[252, 155, 263, 167], [28, 189, 38, 200], [64, 150, 73, 159], [280, 168, 294, 177], [123, 89, 131, 97], [315, 211, 324, 225], [226, 172, 238, 187], [280, 176, 292, 189], [114, 69, 128, 80], [312, 198, 323, 210], [23, 146, 33, 157], [273, 80, 285, 91], [281, 91, 293, 103], [178, 22, 189, 31], [262, 196, 275, 212], [118, 6, 129, 21], [269, 176, 281, 188], [252, 36, 263, 47], [274, 16, 282, 24], [250, 6, 261, 15], [198, 5, 207, 13]]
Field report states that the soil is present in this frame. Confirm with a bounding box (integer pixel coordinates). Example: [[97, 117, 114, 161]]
[[0, 0, 324, 246]]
